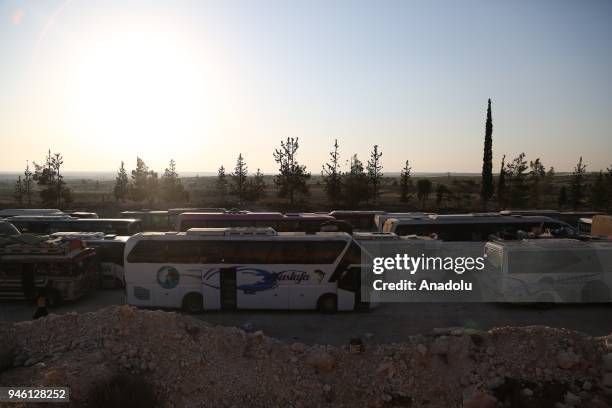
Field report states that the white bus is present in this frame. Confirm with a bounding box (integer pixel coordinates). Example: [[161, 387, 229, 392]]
[[482, 239, 612, 303], [124, 228, 368, 313], [383, 214, 572, 241]]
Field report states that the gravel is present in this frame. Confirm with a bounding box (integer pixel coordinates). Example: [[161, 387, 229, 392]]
[[0, 305, 611, 407]]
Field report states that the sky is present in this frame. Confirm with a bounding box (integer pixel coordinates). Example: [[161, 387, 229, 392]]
[[1, 0, 611, 174]]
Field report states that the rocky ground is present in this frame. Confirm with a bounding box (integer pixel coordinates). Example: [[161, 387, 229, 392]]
[[0, 305, 611, 407]]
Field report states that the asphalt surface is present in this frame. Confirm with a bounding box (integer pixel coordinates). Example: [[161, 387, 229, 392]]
[[1, 289, 610, 345]]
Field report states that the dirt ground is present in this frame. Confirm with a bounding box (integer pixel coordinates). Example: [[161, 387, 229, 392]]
[[1, 305, 611, 407], [1, 289, 611, 345]]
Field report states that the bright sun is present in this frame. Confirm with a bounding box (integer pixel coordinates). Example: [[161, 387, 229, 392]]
[[64, 21, 212, 153]]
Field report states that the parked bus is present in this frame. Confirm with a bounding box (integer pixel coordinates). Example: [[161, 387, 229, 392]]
[[374, 213, 431, 232], [0, 209, 64, 218], [329, 211, 385, 232], [499, 210, 561, 219], [482, 239, 612, 303], [168, 208, 226, 229], [50, 232, 128, 288], [124, 228, 367, 312], [176, 212, 335, 233], [0, 236, 98, 305], [120, 211, 171, 231], [559, 212, 604, 228], [0, 221, 20, 236], [383, 214, 572, 241], [8, 216, 142, 236]]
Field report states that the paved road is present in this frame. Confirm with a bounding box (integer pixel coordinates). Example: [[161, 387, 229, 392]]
[[1, 289, 610, 344]]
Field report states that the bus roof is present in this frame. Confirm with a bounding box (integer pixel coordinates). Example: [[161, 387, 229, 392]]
[[0, 209, 64, 217], [388, 214, 564, 226], [486, 239, 612, 251], [329, 210, 386, 216], [121, 210, 168, 215], [8, 215, 75, 221], [168, 207, 227, 215], [178, 212, 335, 221], [49, 232, 130, 242], [352, 232, 400, 240], [129, 229, 351, 241]]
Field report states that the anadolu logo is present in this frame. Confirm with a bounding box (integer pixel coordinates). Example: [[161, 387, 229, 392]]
[[157, 266, 180, 289]]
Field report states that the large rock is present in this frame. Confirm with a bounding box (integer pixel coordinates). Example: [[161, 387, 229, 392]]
[[305, 351, 336, 372], [557, 350, 580, 369], [463, 391, 497, 408]]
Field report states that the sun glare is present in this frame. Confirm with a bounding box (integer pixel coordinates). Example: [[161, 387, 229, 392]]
[[64, 21, 212, 154]]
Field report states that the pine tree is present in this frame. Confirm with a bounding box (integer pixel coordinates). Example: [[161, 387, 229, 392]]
[[569, 156, 587, 210], [416, 179, 433, 208], [366, 144, 383, 206], [129, 157, 158, 205], [161, 159, 186, 204], [589, 171, 608, 210], [246, 169, 267, 202], [13, 176, 23, 205], [344, 154, 368, 208], [542, 166, 555, 196], [33, 150, 71, 207], [497, 155, 506, 208], [273, 137, 310, 207], [216, 165, 229, 205], [436, 184, 450, 208], [480, 98, 494, 207], [23, 162, 33, 205], [113, 161, 129, 202], [322, 139, 342, 208], [399, 160, 412, 203], [558, 185, 568, 209], [230, 154, 248, 205], [528, 158, 546, 208], [505, 153, 529, 208]]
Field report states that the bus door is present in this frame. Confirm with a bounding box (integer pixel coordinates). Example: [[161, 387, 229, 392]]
[[329, 241, 362, 310], [219, 267, 237, 310]]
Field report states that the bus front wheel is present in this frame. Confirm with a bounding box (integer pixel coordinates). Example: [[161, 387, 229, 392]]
[[183, 293, 203, 314], [317, 294, 337, 314]]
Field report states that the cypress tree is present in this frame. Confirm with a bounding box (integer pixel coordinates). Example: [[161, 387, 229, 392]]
[[480, 99, 494, 207]]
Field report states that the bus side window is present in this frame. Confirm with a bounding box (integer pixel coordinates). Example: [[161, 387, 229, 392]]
[[127, 241, 167, 263], [0, 262, 20, 276], [131, 221, 143, 234], [306, 241, 346, 264], [222, 241, 272, 264], [200, 241, 223, 263], [166, 241, 201, 263], [278, 242, 314, 264]]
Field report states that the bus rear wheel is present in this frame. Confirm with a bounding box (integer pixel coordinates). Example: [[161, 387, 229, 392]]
[[183, 293, 203, 314], [317, 294, 337, 314]]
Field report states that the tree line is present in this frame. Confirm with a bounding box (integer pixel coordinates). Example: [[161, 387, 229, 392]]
[[12, 103, 612, 211], [479, 99, 612, 211], [13, 150, 73, 207], [112, 158, 188, 206]]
